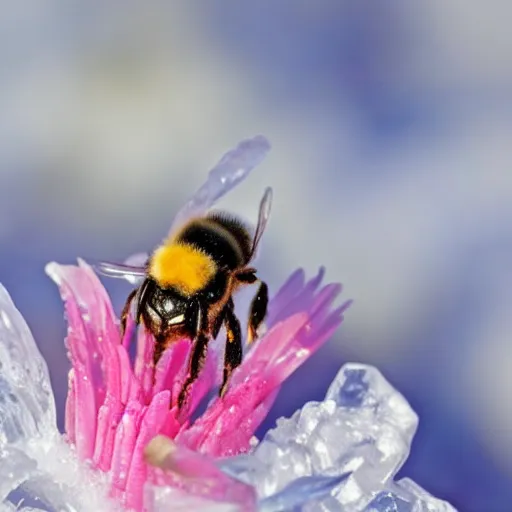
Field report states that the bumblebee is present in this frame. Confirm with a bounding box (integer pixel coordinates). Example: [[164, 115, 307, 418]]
[[96, 136, 272, 408]]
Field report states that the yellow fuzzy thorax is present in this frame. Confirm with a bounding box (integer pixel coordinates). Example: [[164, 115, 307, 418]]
[[148, 242, 217, 296]]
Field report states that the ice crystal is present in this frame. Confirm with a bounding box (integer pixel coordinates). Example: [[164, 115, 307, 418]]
[[221, 363, 457, 511]]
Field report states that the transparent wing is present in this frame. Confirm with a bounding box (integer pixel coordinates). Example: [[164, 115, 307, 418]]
[[249, 186, 273, 261], [94, 136, 271, 284], [124, 252, 150, 268], [168, 135, 271, 238], [94, 260, 147, 286]]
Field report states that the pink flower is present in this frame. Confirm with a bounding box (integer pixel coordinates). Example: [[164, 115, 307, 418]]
[[45, 260, 349, 511], [41, 136, 351, 511]]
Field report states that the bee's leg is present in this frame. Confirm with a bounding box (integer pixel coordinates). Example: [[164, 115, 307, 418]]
[[234, 269, 269, 344], [177, 333, 209, 408], [177, 301, 209, 409], [247, 280, 269, 344], [120, 288, 138, 339], [211, 306, 227, 340], [219, 299, 243, 398], [235, 267, 257, 284]]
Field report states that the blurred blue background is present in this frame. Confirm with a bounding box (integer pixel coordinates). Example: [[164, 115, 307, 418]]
[[2, 2, 511, 510]]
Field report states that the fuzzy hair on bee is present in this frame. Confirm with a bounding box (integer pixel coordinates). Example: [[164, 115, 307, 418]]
[[127, 199, 270, 407], [95, 136, 272, 409]]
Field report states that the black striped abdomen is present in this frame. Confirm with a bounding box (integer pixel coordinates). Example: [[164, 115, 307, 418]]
[[176, 215, 252, 270]]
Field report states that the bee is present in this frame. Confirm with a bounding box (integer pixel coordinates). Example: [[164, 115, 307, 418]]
[[96, 136, 272, 408]]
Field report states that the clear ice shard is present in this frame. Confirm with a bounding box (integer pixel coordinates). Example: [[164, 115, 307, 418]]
[[221, 363, 457, 512], [0, 284, 116, 511]]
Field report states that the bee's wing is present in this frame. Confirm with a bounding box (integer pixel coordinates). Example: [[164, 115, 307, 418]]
[[94, 260, 147, 285], [124, 252, 150, 268], [249, 186, 273, 261], [168, 135, 271, 238], [95, 136, 270, 285]]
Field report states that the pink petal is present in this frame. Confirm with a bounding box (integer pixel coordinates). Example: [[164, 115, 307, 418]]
[[134, 327, 155, 403], [236, 386, 280, 446], [124, 391, 172, 511], [266, 286, 347, 383], [266, 267, 319, 327], [241, 313, 309, 372], [110, 400, 144, 493], [46, 261, 124, 458], [178, 341, 219, 422], [122, 314, 137, 350], [178, 314, 308, 455], [152, 339, 191, 403], [93, 393, 123, 471], [77, 259, 120, 343], [203, 387, 281, 457], [117, 345, 137, 405], [48, 276, 98, 458], [144, 435, 257, 510], [160, 409, 182, 439], [265, 268, 306, 327], [72, 360, 97, 460]]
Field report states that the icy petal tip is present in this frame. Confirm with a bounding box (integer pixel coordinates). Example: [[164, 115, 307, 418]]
[[0, 283, 57, 443]]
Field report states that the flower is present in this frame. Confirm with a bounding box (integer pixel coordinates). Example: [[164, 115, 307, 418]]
[[0, 137, 458, 511], [43, 259, 347, 510]]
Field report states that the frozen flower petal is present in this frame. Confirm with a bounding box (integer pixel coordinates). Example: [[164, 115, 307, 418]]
[[0, 446, 37, 503], [220, 363, 456, 512], [0, 284, 56, 444], [144, 435, 257, 511], [258, 472, 352, 512]]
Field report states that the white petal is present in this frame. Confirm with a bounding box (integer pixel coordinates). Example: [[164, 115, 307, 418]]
[[0, 284, 56, 444]]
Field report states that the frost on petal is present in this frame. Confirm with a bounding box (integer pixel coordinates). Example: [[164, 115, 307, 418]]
[[3, 436, 120, 512], [221, 363, 457, 512], [0, 446, 37, 504], [0, 284, 56, 445]]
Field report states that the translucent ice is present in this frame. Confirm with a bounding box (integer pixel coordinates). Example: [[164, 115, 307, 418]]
[[221, 363, 457, 512]]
